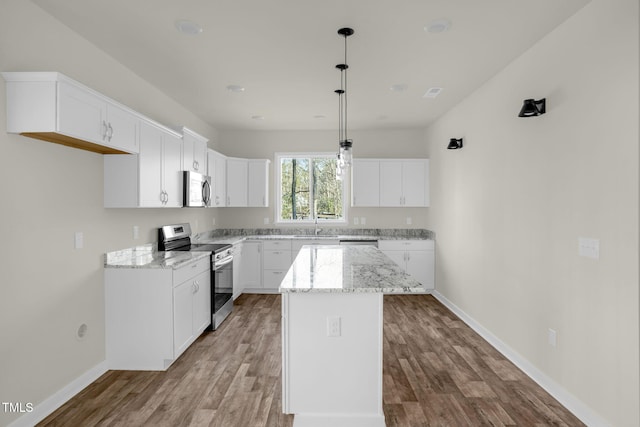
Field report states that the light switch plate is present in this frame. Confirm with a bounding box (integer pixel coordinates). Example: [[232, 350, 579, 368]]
[[74, 232, 83, 249], [578, 238, 600, 259]]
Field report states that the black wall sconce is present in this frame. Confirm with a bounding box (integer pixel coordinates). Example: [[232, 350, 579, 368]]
[[447, 138, 463, 150], [518, 98, 546, 117]]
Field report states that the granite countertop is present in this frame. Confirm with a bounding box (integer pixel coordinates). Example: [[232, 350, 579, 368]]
[[104, 244, 210, 269], [279, 245, 423, 294], [104, 228, 435, 269], [194, 227, 434, 243]]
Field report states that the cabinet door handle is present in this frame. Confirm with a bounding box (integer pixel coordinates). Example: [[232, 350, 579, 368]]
[[102, 121, 109, 140], [215, 196, 220, 205], [107, 123, 114, 141], [193, 160, 198, 170]]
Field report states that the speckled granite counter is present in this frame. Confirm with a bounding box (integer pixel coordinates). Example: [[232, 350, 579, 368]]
[[105, 228, 434, 269], [104, 243, 210, 269], [194, 227, 434, 243], [279, 245, 423, 293]]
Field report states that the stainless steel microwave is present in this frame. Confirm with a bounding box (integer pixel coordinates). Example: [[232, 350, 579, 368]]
[[183, 171, 211, 207]]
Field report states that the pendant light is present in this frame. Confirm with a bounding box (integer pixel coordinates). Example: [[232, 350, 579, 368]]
[[335, 27, 354, 180]]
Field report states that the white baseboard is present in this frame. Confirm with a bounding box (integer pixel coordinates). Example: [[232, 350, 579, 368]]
[[8, 360, 108, 427], [432, 291, 609, 427], [293, 413, 386, 427]]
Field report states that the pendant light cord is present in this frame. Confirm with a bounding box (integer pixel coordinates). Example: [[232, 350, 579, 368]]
[[343, 33, 348, 143]]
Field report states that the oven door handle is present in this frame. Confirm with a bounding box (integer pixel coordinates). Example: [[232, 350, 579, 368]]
[[214, 255, 233, 269]]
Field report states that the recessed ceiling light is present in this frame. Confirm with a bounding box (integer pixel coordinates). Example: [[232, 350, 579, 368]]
[[425, 19, 452, 34], [390, 84, 408, 92], [423, 87, 443, 98], [226, 85, 245, 93], [251, 115, 265, 120], [175, 19, 203, 35]]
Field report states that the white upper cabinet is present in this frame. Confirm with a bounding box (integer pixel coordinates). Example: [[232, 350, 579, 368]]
[[379, 161, 404, 206], [224, 157, 270, 207], [400, 160, 429, 206], [226, 158, 248, 207], [248, 159, 270, 207], [352, 159, 429, 207], [139, 122, 182, 207], [207, 149, 227, 207], [104, 120, 183, 208], [179, 127, 208, 173], [352, 159, 380, 207], [2, 72, 140, 154]]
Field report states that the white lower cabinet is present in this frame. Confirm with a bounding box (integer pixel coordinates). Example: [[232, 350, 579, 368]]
[[262, 240, 292, 291], [105, 257, 211, 370], [237, 241, 263, 292], [378, 240, 435, 290]]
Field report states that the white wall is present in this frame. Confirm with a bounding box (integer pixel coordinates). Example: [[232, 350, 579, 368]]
[[0, 2, 218, 425], [425, 0, 639, 425], [218, 129, 430, 229]]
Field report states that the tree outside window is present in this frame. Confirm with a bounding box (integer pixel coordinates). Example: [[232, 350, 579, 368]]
[[278, 154, 345, 223]]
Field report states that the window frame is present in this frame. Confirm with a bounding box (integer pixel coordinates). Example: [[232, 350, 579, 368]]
[[274, 152, 348, 225]]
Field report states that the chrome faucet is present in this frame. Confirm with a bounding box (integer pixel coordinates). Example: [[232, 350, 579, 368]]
[[314, 217, 322, 236]]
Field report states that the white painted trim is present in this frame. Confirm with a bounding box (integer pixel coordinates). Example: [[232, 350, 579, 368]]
[[432, 291, 610, 427], [8, 360, 108, 427], [292, 413, 386, 427]]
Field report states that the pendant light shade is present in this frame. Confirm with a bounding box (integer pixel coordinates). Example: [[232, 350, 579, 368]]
[[335, 27, 354, 179], [518, 98, 546, 117]]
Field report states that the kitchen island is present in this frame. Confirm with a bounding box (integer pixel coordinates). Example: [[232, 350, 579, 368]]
[[280, 245, 423, 427]]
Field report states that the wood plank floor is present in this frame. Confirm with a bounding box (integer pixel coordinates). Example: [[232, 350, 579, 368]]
[[39, 294, 584, 427]]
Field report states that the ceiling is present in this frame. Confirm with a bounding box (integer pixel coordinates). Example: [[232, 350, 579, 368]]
[[33, 0, 589, 132]]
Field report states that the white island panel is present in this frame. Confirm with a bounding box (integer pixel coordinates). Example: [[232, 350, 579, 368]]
[[281, 245, 422, 427]]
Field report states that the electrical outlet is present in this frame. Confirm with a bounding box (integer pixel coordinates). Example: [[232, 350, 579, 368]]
[[360, 217, 366, 225], [133, 225, 139, 240], [74, 232, 83, 249], [212, 217, 216, 226], [354, 217, 359, 225], [327, 316, 341, 337], [264, 217, 270, 225], [406, 217, 412, 225], [548, 328, 557, 347]]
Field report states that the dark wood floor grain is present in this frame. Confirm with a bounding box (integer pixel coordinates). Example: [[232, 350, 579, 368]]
[[39, 294, 584, 427]]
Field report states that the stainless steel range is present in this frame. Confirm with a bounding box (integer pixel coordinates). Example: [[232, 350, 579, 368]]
[[158, 223, 233, 330]]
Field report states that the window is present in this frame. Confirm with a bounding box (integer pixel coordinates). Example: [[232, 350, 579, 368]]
[[276, 153, 346, 223]]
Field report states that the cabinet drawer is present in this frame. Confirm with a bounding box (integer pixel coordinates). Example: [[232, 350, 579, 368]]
[[263, 270, 287, 290], [263, 249, 292, 270], [378, 240, 434, 251], [173, 257, 210, 286], [263, 240, 292, 251]]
